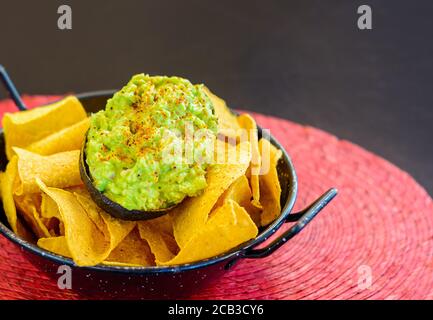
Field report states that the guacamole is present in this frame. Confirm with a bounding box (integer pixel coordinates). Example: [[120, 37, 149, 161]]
[[86, 74, 218, 211]]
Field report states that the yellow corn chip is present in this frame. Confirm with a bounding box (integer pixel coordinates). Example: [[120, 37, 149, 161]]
[[0, 163, 34, 240], [2, 96, 87, 159], [74, 193, 106, 234], [41, 192, 61, 220], [75, 192, 136, 251], [237, 114, 261, 208], [37, 236, 71, 258], [36, 179, 109, 266], [215, 175, 262, 226], [65, 185, 89, 197], [160, 200, 258, 265], [137, 217, 179, 264], [27, 118, 89, 156], [171, 141, 251, 248], [259, 139, 282, 226], [0, 158, 34, 240], [106, 228, 155, 267], [42, 217, 62, 236], [14, 148, 82, 195], [203, 87, 240, 138], [1, 156, 19, 233], [40, 192, 64, 236], [14, 193, 50, 238], [147, 214, 174, 235]]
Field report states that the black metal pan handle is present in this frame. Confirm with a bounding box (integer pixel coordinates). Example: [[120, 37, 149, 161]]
[[242, 188, 338, 259], [0, 64, 27, 111]]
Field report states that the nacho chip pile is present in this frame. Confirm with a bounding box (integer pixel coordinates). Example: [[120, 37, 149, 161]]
[[0, 92, 283, 267]]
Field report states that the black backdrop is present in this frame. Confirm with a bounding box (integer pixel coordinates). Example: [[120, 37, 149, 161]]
[[0, 0, 432, 195]]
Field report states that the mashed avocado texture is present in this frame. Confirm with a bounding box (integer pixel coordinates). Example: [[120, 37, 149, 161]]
[[86, 74, 218, 211]]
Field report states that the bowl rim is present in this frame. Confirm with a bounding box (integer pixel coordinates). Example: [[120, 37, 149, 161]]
[[0, 90, 298, 274]]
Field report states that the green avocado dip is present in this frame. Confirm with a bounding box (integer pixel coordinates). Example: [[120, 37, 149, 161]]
[[86, 74, 218, 211]]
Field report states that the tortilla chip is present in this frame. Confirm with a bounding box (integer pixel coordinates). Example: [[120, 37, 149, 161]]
[[106, 228, 155, 267], [214, 175, 262, 226], [75, 192, 136, 251], [73, 193, 106, 234], [14, 193, 51, 238], [36, 179, 109, 266], [65, 185, 89, 197], [40, 192, 64, 236], [37, 236, 71, 258], [42, 217, 61, 236], [160, 200, 258, 265], [214, 136, 249, 165], [203, 87, 240, 138], [1, 156, 19, 233], [237, 114, 261, 208], [0, 158, 33, 240], [99, 210, 136, 250], [146, 214, 174, 235], [171, 141, 251, 248], [258, 139, 283, 226], [14, 148, 82, 195], [137, 217, 179, 264], [41, 192, 61, 220], [26, 118, 89, 156], [2, 96, 87, 159]]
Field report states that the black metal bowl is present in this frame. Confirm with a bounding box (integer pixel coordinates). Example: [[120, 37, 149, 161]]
[[0, 91, 337, 298]]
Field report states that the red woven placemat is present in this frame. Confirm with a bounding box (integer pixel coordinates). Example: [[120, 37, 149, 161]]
[[1, 96, 432, 300]]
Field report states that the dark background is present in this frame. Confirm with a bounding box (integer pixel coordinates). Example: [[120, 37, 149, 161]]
[[0, 0, 432, 195]]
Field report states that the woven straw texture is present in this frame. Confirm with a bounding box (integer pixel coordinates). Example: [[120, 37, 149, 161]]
[[0, 96, 432, 300]]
